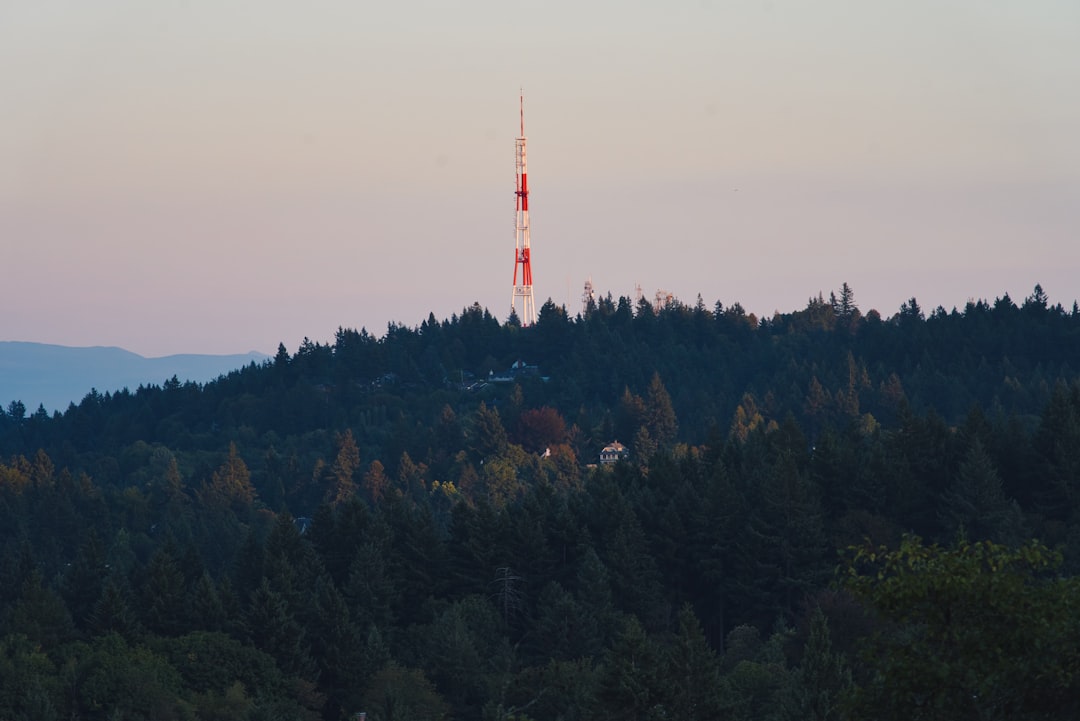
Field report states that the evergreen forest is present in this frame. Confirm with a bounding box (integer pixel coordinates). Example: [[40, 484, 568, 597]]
[[3, 283, 1080, 720]]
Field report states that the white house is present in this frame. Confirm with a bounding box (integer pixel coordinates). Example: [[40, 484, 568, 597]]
[[599, 441, 629, 465]]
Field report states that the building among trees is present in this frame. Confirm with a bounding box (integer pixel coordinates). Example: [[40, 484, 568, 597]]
[[599, 441, 629, 465]]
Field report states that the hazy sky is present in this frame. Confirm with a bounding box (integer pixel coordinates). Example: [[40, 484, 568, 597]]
[[3, 0, 1078, 356]]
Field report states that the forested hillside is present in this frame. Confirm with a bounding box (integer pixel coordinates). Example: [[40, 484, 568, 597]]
[[3, 283, 1080, 720]]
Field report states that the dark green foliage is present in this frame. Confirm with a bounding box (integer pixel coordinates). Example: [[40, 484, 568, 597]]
[[243, 579, 318, 680], [503, 657, 597, 721], [62, 529, 107, 628], [139, 545, 190, 636], [781, 606, 851, 721], [361, 662, 450, 721], [601, 502, 667, 629], [0, 634, 59, 721], [717, 622, 794, 721], [645, 372, 679, 451], [153, 631, 282, 697], [472, 402, 509, 460], [345, 540, 398, 633], [308, 575, 366, 718], [10, 572, 75, 648], [415, 595, 510, 718], [665, 604, 726, 720], [60, 634, 189, 721], [939, 438, 1026, 544], [0, 286, 1079, 718], [191, 571, 228, 632], [593, 616, 667, 719], [844, 536, 1080, 720], [531, 581, 593, 661], [89, 578, 141, 640]]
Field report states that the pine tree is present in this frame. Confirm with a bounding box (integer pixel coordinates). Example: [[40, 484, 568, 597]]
[[263, 511, 323, 617], [593, 616, 667, 720], [471, 402, 509, 460], [632, 425, 657, 466], [11, 572, 75, 648], [838, 282, 857, 317], [309, 575, 365, 717], [744, 453, 828, 623], [201, 443, 257, 513], [573, 547, 619, 657], [62, 529, 107, 629], [603, 504, 666, 629], [664, 604, 725, 720], [1032, 382, 1080, 524], [232, 528, 266, 602], [395, 451, 428, 499], [89, 578, 141, 639], [782, 606, 851, 721], [243, 579, 317, 680], [363, 460, 390, 505], [532, 581, 590, 662], [191, 571, 227, 632], [325, 429, 361, 507], [645, 372, 679, 449], [140, 546, 189, 636], [615, 388, 647, 446], [940, 438, 1025, 544]]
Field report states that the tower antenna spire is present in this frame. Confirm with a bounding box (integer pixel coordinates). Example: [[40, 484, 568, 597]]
[[511, 91, 537, 326]]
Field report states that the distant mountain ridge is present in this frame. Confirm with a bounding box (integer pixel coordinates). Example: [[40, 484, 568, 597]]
[[0, 341, 269, 413]]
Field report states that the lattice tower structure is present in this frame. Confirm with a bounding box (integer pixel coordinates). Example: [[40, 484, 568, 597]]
[[511, 93, 536, 326]]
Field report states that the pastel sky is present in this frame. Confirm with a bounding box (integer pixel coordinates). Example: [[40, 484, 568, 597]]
[[3, 0, 1078, 356]]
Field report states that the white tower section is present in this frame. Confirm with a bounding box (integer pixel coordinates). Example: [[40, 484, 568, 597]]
[[511, 93, 537, 326]]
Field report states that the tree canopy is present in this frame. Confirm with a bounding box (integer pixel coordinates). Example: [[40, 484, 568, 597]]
[[2, 283, 1080, 720]]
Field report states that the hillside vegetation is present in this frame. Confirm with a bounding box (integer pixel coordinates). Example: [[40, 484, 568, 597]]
[[2, 283, 1080, 720]]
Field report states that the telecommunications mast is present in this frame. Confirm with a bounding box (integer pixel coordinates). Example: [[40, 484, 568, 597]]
[[582, 277, 596, 316], [511, 92, 537, 326]]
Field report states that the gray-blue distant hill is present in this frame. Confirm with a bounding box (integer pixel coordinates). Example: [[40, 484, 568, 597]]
[[0, 341, 269, 414]]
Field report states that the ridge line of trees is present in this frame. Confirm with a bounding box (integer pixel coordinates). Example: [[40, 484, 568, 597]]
[[1, 282, 1079, 719]]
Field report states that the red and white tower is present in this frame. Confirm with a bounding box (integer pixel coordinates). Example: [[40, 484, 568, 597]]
[[511, 92, 536, 326]]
